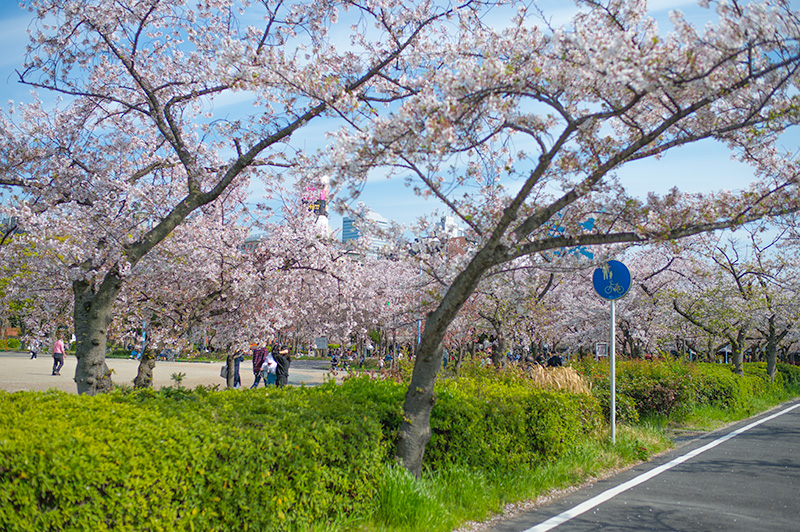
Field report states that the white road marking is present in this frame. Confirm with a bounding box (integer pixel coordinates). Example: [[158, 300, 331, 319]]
[[524, 402, 800, 532]]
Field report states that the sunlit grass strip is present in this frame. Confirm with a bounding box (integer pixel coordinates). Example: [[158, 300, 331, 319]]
[[366, 424, 671, 532]]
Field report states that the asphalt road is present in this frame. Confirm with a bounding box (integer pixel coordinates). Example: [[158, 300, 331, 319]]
[[0, 350, 337, 393], [490, 400, 800, 532]]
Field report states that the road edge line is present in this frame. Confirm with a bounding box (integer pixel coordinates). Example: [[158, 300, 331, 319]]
[[524, 401, 800, 532]]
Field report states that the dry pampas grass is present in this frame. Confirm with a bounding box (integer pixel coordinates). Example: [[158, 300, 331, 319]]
[[523, 364, 592, 395]]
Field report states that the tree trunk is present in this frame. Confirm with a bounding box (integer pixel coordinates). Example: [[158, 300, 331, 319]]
[[729, 327, 747, 376], [456, 344, 464, 372], [395, 332, 443, 476], [492, 328, 505, 367], [73, 277, 120, 395], [397, 247, 496, 476], [763, 315, 787, 384], [133, 349, 156, 389], [226, 352, 235, 389]]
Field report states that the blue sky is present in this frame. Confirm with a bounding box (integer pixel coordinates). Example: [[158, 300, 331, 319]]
[[1, 1, 797, 235]]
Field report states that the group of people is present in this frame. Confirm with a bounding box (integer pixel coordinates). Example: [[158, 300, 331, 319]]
[[523, 352, 563, 368], [328, 348, 366, 371], [250, 345, 292, 388]]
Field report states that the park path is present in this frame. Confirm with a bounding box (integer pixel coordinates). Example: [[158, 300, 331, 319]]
[[0, 351, 335, 393]]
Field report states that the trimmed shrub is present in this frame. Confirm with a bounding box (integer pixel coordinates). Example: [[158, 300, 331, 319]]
[[427, 374, 601, 471], [0, 385, 390, 531], [0, 373, 603, 530], [592, 386, 640, 425], [574, 358, 788, 422], [0, 338, 21, 351], [575, 358, 696, 420], [692, 363, 747, 410], [777, 363, 800, 392]]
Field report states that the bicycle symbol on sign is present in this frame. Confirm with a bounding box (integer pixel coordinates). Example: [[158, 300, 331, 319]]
[[604, 281, 624, 295]]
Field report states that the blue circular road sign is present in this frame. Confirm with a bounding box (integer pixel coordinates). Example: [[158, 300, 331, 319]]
[[592, 260, 631, 300]]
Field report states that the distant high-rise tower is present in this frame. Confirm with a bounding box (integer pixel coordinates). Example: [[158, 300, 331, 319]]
[[437, 215, 463, 238], [342, 209, 389, 257]]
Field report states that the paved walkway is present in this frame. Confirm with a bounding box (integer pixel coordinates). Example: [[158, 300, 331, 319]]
[[0, 350, 337, 393]]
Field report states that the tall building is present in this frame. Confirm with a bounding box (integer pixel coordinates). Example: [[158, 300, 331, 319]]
[[342, 210, 390, 257], [436, 215, 464, 238], [342, 216, 360, 243]]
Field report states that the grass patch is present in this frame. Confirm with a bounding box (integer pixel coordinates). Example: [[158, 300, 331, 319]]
[[675, 384, 797, 434], [361, 423, 671, 531]]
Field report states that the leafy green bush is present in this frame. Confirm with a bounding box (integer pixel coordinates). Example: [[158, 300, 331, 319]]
[[591, 386, 640, 425], [693, 363, 779, 413], [427, 374, 601, 471], [614, 360, 697, 419], [0, 371, 633, 531], [0, 384, 390, 531], [0, 338, 21, 351], [692, 363, 748, 410], [576, 358, 696, 420], [777, 363, 800, 392], [574, 358, 789, 422], [742, 362, 781, 393]]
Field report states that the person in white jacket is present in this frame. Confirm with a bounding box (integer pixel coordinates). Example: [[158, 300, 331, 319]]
[[262, 346, 279, 386]]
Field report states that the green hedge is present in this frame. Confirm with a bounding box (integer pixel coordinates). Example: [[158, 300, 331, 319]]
[[0, 338, 21, 351], [17, 357, 781, 531], [616, 360, 697, 419], [575, 359, 789, 421], [777, 363, 800, 392], [0, 384, 391, 531], [0, 374, 606, 531], [427, 376, 601, 471]]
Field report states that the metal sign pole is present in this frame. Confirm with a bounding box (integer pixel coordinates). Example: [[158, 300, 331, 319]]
[[592, 259, 629, 446], [610, 299, 616, 445]]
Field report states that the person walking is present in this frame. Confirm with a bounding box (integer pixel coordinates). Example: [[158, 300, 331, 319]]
[[250, 347, 267, 388], [52, 335, 65, 376], [233, 352, 245, 389], [273, 345, 291, 388], [263, 346, 278, 386], [29, 337, 39, 360]]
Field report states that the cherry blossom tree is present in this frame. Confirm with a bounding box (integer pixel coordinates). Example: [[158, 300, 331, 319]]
[[121, 193, 253, 388], [671, 233, 769, 374], [0, 236, 74, 348], [469, 259, 558, 364], [0, 0, 486, 394], [329, 0, 800, 475], [685, 227, 800, 380]]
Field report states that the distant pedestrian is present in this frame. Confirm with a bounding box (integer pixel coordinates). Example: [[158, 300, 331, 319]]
[[274, 345, 291, 388], [52, 336, 65, 376], [233, 352, 244, 389], [250, 347, 267, 388], [29, 337, 39, 360], [263, 346, 278, 386]]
